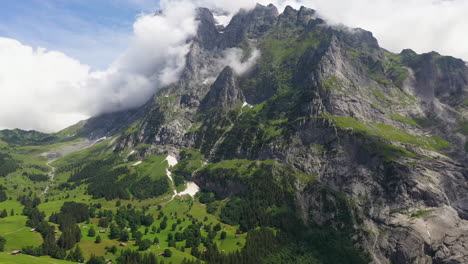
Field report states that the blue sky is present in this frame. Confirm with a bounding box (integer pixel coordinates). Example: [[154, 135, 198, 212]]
[[0, 0, 159, 69]]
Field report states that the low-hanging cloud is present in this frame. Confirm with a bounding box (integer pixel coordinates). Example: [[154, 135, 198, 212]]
[[0, 1, 197, 132], [219, 48, 261, 75], [1, 0, 467, 132], [83, 3, 197, 115]]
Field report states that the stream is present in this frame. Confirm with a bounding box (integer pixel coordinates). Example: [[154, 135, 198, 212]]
[[39, 138, 101, 196], [41, 159, 57, 196]]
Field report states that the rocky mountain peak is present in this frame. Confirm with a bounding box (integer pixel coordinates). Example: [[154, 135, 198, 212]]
[[403, 49, 468, 103], [195, 7, 219, 50], [282, 5, 297, 17], [220, 3, 278, 48], [199, 66, 244, 110], [297, 6, 316, 24]]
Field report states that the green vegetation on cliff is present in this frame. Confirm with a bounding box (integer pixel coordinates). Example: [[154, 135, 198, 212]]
[[325, 114, 452, 152]]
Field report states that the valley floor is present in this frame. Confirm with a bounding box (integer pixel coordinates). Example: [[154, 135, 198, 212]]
[[0, 138, 245, 264]]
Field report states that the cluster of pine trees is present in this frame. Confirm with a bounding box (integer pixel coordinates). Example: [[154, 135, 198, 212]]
[[0, 152, 19, 177], [117, 249, 170, 264], [24, 172, 49, 182], [67, 155, 170, 200], [179, 227, 368, 264], [20, 198, 88, 260], [0, 185, 7, 203]]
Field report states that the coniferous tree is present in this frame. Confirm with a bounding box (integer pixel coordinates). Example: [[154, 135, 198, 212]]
[[138, 239, 152, 251], [168, 240, 176, 247], [98, 217, 109, 228], [74, 245, 84, 262], [164, 249, 172, 257], [191, 247, 200, 258], [87, 254, 106, 264], [88, 227, 96, 237], [132, 230, 143, 242], [220, 231, 227, 240], [120, 230, 130, 242], [109, 245, 118, 254], [51, 247, 66, 260], [95, 235, 102, 244], [0, 209, 7, 218], [109, 223, 121, 239], [0, 236, 6, 252], [67, 245, 84, 263], [42, 232, 58, 256], [160, 219, 167, 230]]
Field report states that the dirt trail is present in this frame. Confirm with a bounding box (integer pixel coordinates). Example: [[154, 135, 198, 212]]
[[3, 227, 26, 235]]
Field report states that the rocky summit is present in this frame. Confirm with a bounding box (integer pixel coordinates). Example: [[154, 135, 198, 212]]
[[1, 3, 467, 264]]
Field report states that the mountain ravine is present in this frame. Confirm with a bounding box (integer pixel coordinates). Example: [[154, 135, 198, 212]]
[[2, 3, 468, 264]]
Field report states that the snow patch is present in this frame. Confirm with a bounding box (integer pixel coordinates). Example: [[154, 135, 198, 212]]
[[165, 155, 178, 182], [132, 161, 142, 166], [128, 150, 136, 156], [107, 136, 117, 146], [242, 102, 252, 108], [175, 182, 200, 198], [202, 77, 216, 85], [165, 155, 200, 199], [166, 155, 178, 167], [81, 137, 107, 150], [214, 14, 232, 27]]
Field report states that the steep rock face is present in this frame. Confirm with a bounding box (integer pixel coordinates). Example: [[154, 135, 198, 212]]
[[83, 4, 468, 264], [199, 66, 244, 110], [78, 103, 149, 139], [195, 7, 220, 50], [402, 50, 468, 103], [219, 4, 279, 48]]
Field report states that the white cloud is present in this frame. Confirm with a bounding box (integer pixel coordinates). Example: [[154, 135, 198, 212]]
[[84, 3, 198, 115], [0, 1, 197, 132], [219, 48, 261, 75], [0, 38, 90, 132]]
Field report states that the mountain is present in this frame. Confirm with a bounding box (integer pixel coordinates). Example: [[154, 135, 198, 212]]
[[1, 3, 467, 264]]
